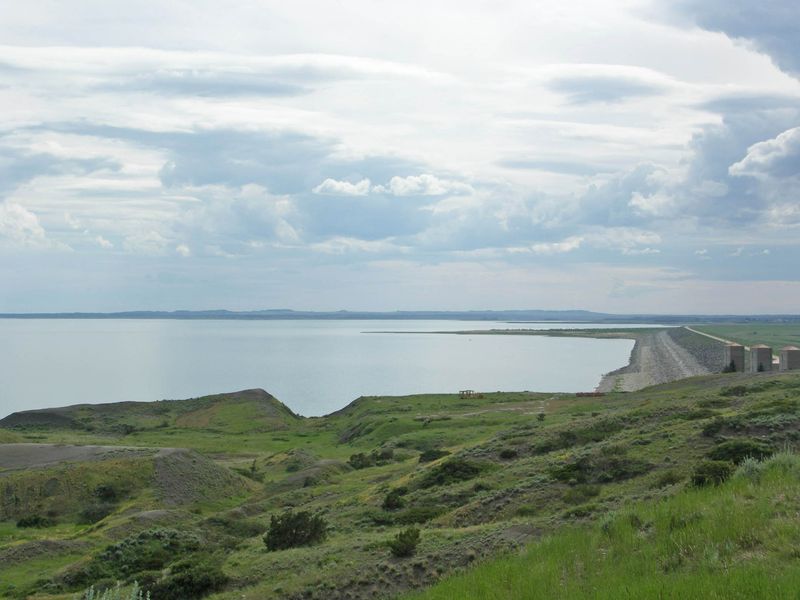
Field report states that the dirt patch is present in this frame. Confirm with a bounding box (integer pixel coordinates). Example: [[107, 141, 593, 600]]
[[0, 539, 90, 565], [0, 444, 155, 472], [153, 448, 251, 505]]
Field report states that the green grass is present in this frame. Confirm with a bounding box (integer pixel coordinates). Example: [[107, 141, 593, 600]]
[[694, 324, 800, 354], [405, 452, 800, 600], [4, 368, 800, 599]]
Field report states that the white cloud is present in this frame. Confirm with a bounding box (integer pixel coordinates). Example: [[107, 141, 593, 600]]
[[529, 236, 584, 255], [0, 203, 54, 249], [95, 235, 113, 249], [175, 243, 191, 257], [373, 174, 473, 197], [312, 178, 371, 196], [729, 126, 800, 179]]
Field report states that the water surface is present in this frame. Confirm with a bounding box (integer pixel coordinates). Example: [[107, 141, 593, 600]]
[[0, 320, 640, 417]]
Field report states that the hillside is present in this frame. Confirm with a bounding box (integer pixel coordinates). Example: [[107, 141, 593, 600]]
[[2, 372, 800, 599]]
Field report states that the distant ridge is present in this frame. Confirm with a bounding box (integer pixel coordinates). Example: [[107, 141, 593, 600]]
[[1, 309, 799, 323]]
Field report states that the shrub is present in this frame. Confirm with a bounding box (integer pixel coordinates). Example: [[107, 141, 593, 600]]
[[394, 506, 444, 525], [418, 449, 450, 463], [77, 582, 148, 600], [418, 458, 484, 488], [499, 448, 518, 460], [348, 448, 395, 470], [702, 417, 726, 437], [562, 484, 600, 505], [652, 469, 683, 488], [691, 460, 733, 486], [382, 488, 407, 511], [263, 510, 328, 551], [148, 557, 228, 600], [16, 515, 55, 528], [707, 439, 772, 465], [537, 413, 545, 422], [93, 484, 119, 502], [388, 527, 420, 558], [78, 503, 115, 524]]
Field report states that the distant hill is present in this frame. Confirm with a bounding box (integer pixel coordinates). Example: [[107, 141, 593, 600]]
[[2, 308, 800, 322]]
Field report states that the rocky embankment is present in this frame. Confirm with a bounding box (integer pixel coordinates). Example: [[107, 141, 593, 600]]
[[597, 328, 724, 392]]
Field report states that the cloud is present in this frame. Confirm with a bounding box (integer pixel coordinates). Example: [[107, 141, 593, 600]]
[[670, 0, 800, 77], [729, 126, 800, 179], [372, 174, 473, 197], [0, 202, 54, 249], [312, 178, 371, 196], [529, 236, 584, 255], [95, 235, 113, 249], [544, 64, 673, 105]]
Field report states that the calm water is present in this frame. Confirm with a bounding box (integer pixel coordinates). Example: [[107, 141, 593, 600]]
[[0, 320, 641, 418]]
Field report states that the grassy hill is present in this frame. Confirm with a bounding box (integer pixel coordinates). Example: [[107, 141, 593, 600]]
[[2, 373, 800, 599]]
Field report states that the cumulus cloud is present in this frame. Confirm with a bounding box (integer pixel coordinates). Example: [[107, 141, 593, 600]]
[[312, 178, 371, 196], [0, 202, 49, 248], [729, 126, 800, 179], [372, 174, 473, 197]]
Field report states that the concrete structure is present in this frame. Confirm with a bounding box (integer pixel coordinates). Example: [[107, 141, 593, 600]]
[[724, 343, 745, 372], [749, 344, 773, 373], [780, 346, 800, 371]]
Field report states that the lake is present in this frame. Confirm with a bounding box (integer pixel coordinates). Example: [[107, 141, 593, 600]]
[[0, 319, 642, 418]]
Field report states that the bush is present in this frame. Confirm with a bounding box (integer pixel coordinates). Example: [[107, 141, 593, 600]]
[[263, 510, 328, 551], [702, 417, 726, 437], [419, 458, 484, 488], [707, 439, 772, 465], [382, 488, 407, 511], [78, 503, 115, 524], [348, 448, 395, 470], [77, 582, 147, 600], [499, 448, 518, 460], [691, 460, 733, 486], [562, 484, 600, 505], [148, 558, 228, 600], [16, 515, 55, 528], [394, 506, 444, 525], [652, 469, 684, 488], [388, 527, 420, 558], [418, 449, 450, 463]]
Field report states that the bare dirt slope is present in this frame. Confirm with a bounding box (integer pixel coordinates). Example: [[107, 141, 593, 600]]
[[0, 443, 157, 471]]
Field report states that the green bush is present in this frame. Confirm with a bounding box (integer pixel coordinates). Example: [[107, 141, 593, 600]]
[[388, 527, 420, 558], [263, 510, 328, 551], [499, 448, 518, 460], [394, 506, 445, 525], [77, 581, 148, 600], [562, 484, 600, 505], [652, 469, 684, 488], [382, 487, 408, 511], [78, 503, 115, 524], [691, 460, 733, 486], [348, 448, 395, 470], [707, 439, 772, 465], [419, 458, 484, 488], [418, 449, 450, 463], [16, 515, 55, 528], [148, 557, 228, 600]]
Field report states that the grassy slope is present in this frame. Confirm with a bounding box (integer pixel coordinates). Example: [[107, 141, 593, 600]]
[[2, 371, 800, 599], [406, 452, 800, 600], [694, 324, 800, 354]]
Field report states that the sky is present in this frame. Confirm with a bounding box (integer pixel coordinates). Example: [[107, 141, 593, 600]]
[[1, 0, 799, 314]]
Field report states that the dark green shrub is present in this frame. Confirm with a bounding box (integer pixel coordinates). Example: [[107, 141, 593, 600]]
[[707, 439, 772, 465], [702, 417, 726, 437], [382, 488, 408, 511], [93, 484, 119, 502], [418, 458, 483, 488], [499, 448, 518, 460], [149, 557, 228, 599], [263, 510, 328, 551], [418, 449, 450, 463], [652, 469, 683, 488], [78, 503, 115, 524], [562, 484, 600, 505], [691, 460, 733, 486], [549, 453, 650, 484], [16, 515, 55, 528], [348, 448, 395, 470], [388, 527, 420, 558], [721, 386, 748, 397], [537, 413, 545, 422]]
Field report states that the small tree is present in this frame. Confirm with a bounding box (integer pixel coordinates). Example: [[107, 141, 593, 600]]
[[388, 527, 420, 557], [263, 510, 328, 551], [537, 412, 546, 422]]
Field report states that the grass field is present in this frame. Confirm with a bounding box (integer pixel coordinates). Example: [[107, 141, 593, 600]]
[[3, 368, 800, 599], [406, 451, 800, 600], [694, 324, 800, 354]]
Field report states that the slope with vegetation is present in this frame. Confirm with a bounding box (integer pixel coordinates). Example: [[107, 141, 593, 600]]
[[2, 370, 800, 599]]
